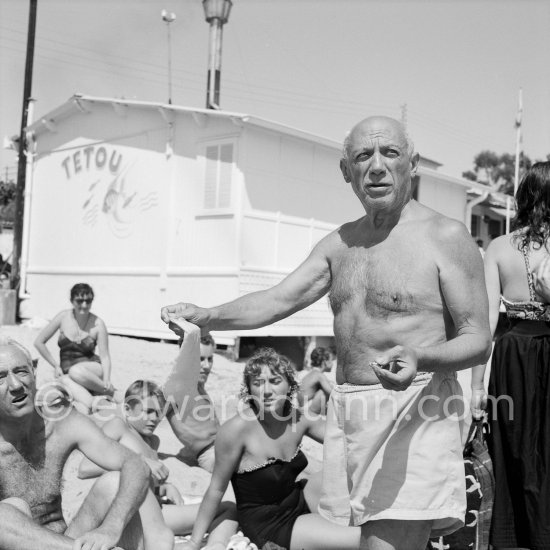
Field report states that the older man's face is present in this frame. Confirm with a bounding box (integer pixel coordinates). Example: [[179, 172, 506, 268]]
[[341, 117, 418, 215], [0, 345, 36, 420]]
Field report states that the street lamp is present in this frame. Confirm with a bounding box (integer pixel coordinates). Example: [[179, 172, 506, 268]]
[[202, 0, 232, 109], [161, 9, 176, 104]]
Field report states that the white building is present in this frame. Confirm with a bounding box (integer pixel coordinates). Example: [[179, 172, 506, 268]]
[[21, 95, 505, 346]]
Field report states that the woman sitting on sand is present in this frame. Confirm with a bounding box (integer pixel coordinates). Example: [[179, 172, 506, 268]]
[[34, 282, 117, 412], [181, 347, 360, 550]]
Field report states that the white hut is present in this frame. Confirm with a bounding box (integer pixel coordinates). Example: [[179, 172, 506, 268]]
[[21, 95, 502, 348]]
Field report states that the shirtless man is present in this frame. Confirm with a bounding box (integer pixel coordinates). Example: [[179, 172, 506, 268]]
[[161, 116, 491, 550], [166, 334, 219, 473], [0, 336, 160, 550]]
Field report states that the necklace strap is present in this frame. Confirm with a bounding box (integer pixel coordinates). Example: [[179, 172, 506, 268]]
[[521, 244, 537, 301]]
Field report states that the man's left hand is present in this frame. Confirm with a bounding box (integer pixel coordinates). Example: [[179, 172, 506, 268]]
[[72, 525, 120, 550], [370, 345, 417, 391]]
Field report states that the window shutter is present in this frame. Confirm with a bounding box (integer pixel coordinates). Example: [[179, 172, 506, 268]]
[[202, 143, 234, 209], [218, 144, 233, 208]]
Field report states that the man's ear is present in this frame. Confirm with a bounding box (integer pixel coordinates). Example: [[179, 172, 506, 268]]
[[410, 152, 420, 176], [340, 158, 351, 183]]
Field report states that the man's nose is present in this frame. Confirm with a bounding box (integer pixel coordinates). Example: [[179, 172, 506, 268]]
[[7, 372, 24, 391], [370, 152, 385, 175]]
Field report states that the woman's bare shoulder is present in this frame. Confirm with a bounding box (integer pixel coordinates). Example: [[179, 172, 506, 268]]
[[219, 409, 254, 439]]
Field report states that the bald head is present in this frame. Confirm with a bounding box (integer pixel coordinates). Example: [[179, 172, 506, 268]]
[[342, 116, 414, 161]]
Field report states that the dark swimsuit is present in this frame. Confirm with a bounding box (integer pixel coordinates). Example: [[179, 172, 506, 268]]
[[58, 332, 100, 374], [230, 447, 310, 550], [489, 246, 550, 550]]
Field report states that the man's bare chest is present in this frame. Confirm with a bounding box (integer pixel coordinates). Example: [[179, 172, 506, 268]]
[[0, 441, 65, 508], [329, 246, 438, 315]]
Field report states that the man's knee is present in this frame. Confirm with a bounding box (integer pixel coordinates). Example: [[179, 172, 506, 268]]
[[0, 497, 32, 517]]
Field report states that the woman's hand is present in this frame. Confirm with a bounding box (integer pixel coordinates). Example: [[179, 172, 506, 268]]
[[470, 387, 487, 420], [54, 365, 63, 378]]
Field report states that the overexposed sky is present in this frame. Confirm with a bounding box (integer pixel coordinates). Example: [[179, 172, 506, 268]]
[[1, 0, 549, 179]]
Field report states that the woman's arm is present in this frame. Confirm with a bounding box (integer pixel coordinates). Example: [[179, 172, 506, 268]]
[[471, 241, 501, 417], [186, 421, 244, 549], [34, 312, 64, 376], [95, 317, 112, 383]]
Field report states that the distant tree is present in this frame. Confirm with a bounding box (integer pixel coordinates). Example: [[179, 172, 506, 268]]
[[462, 150, 532, 195], [0, 179, 16, 225]]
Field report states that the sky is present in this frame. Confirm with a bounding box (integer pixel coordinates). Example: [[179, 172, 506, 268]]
[[1, 0, 549, 181]]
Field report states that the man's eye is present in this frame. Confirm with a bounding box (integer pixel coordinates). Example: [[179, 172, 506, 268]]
[[355, 152, 371, 161]]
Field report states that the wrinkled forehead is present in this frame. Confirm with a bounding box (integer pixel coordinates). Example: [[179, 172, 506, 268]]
[[349, 117, 408, 150], [0, 345, 32, 372]]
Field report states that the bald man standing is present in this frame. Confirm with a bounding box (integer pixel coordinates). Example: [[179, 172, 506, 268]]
[[161, 116, 491, 550]]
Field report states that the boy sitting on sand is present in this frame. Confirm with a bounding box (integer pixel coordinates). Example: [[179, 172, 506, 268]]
[[78, 379, 237, 550]]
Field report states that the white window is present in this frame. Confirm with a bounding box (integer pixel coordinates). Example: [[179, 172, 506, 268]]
[[203, 143, 234, 209]]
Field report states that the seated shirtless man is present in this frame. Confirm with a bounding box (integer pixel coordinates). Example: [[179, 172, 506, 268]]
[[0, 336, 170, 550], [166, 333, 219, 473]]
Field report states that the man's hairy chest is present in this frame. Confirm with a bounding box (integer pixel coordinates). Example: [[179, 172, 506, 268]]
[[0, 440, 65, 508], [329, 245, 439, 317]]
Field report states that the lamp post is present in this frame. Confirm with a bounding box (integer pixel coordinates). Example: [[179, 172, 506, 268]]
[[161, 9, 176, 105], [202, 0, 232, 110]]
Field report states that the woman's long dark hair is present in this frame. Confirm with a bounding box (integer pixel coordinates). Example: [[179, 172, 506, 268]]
[[512, 161, 550, 250]]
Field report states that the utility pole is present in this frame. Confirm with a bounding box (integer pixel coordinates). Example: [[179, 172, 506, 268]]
[[11, 0, 37, 293], [513, 88, 523, 196], [161, 10, 176, 105]]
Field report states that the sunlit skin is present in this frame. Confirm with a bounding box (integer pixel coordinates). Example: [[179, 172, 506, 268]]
[[125, 396, 164, 439], [198, 343, 215, 386], [248, 366, 291, 418], [341, 117, 418, 224], [0, 346, 36, 422], [0, 342, 151, 550], [71, 293, 93, 317]]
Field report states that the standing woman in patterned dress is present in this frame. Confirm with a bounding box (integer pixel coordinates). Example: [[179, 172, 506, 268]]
[[471, 161, 550, 550]]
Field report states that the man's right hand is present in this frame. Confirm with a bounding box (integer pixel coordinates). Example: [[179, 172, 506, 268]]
[[160, 302, 211, 333]]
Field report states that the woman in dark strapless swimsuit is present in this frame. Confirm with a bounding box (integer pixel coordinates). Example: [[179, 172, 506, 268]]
[[471, 162, 550, 550], [180, 347, 360, 550], [34, 282, 116, 412]]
